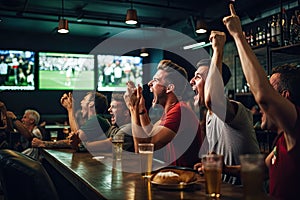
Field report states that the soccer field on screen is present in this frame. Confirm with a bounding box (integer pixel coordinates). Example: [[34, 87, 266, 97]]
[[39, 70, 94, 90]]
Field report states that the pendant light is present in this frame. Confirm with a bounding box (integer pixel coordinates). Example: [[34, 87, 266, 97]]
[[140, 48, 149, 57], [58, 0, 69, 34], [125, 2, 138, 25], [195, 19, 207, 34]]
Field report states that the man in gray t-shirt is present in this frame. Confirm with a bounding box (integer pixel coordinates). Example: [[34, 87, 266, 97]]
[[190, 31, 260, 184]]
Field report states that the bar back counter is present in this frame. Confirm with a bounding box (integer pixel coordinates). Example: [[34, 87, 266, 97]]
[[41, 149, 244, 200]]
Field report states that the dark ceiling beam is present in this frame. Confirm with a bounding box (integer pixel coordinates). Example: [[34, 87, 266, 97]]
[[0, 5, 163, 27], [0, 0, 206, 33], [128, 0, 200, 13], [0, 13, 138, 29], [84, 0, 201, 13]]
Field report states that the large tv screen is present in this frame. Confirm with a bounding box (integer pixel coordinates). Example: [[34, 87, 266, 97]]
[[39, 52, 95, 90], [97, 55, 143, 91], [0, 50, 35, 90]]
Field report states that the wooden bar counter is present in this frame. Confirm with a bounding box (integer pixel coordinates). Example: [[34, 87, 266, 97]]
[[41, 149, 244, 200]]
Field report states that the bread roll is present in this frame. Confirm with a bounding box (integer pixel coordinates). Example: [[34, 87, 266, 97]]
[[152, 168, 197, 184]]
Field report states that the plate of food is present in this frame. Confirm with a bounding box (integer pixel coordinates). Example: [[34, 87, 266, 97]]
[[150, 166, 202, 190]]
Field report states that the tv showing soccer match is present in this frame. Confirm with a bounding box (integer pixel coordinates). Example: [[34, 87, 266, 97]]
[[0, 50, 35, 90], [97, 55, 143, 91], [38, 52, 95, 90]]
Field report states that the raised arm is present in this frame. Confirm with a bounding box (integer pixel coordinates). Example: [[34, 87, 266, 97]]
[[60, 92, 80, 132], [124, 82, 150, 152], [223, 4, 297, 148], [7, 111, 33, 140], [205, 31, 237, 122]]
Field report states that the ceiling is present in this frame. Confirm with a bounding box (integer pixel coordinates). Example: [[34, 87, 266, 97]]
[[0, 0, 298, 41]]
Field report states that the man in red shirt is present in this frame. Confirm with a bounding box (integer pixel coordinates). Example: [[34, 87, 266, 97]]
[[125, 60, 203, 168]]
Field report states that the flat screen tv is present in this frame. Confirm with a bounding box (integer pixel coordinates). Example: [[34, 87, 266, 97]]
[[38, 52, 95, 90], [0, 50, 35, 90], [97, 55, 143, 91]]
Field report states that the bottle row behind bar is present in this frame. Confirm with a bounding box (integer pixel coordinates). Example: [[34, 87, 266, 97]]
[[244, 8, 300, 47]]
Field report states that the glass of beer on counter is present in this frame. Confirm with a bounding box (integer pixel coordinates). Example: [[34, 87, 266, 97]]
[[50, 131, 58, 142], [112, 134, 124, 160], [239, 154, 266, 200], [138, 143, 154, 178], [202, 154, 223, 198]]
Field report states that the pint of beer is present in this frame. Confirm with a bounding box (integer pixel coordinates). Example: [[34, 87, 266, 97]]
[[112, 134, 124, 160], [50, 131, 58, 142], [202, 154, 223, 198], [239, 154, 265, 199], [138, 143, 154, 178]]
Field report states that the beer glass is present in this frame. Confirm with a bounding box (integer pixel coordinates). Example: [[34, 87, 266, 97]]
[[138, 143, 154, 178], [239, 154, 265, 199], [202, 154, 223, 197], [112, 134, 124, 160], [50, 131, 58, 142]]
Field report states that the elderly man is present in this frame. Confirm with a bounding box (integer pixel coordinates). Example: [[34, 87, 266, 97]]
[[7, 109, 43, 159]]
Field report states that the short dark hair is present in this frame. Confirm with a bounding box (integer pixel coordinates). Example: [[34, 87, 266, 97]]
[[111, 92, 126, 108], [196, 59, 232, 86], [86, 92, 108, 114], [272, 64, 300, 106], [157, 59, 188, 96]]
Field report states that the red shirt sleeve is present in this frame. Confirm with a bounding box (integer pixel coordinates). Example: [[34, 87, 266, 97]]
[[159, 103, 181, 133]]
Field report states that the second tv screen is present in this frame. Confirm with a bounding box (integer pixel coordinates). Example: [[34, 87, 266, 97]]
[[97, 55, 143, 91], [39, 52, 95, 90]]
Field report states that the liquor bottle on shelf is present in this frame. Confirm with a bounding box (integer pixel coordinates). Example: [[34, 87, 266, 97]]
[[282, 8, 289, 46], [258, 26, 263, 45], [256, 26, 260, 46], [289, 15, 296, 44], [276, 13, 282, 46], [271, 15, 277, 45], [261, 27, 266, 45], [266, 19, 271, 44], [250, 29, 254, 47]]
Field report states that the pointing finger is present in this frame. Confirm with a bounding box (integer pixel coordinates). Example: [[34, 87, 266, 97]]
[[229, 3, 236, 16]]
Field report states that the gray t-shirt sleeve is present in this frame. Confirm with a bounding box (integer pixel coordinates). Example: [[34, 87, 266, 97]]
[[227, 100, 253, 130]]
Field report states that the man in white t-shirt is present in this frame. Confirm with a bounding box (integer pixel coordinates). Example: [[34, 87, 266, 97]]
[[191, 31, 260, 185]]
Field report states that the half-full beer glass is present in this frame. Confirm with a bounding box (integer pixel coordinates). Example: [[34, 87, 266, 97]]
[[202, 154, 223, 197]]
